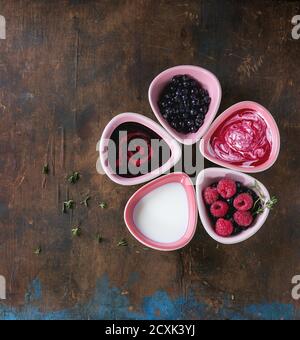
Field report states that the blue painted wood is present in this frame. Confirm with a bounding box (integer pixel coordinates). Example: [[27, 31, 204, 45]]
[[0, 277, 298, 320]]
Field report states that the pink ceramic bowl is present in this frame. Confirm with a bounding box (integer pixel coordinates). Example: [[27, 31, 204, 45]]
[[148, 65, 222, 145], [196, 168, 271, 245], [99, 113, 182, 186], [200, 101, 281, 173], [124, 173, 198, 251]]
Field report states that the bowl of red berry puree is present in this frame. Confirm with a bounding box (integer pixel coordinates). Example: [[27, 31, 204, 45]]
[[200, 101, 280, 173], [149, 65, 222, 145]]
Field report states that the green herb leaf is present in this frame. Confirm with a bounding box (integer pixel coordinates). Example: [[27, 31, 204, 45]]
[[252, 180, 266, 200], [252, 198, 261, 211], [80, 196, 91, 207], [72, 227, 81, 237], [117, 239, 128, 247], [67, 172, 80, 184], [65, 200, 75, 209], [43, 164, 49, 175], [253, 196, 278, 216], [251, 181, 278, 216], [99, 202, 107, 209], [34, 247, 42, 255], [254, 206, 265, 216], [63, 200, 75, 213], [96, 234, 103, 244], [252, 197, 263, 215], [266, 196, 278, 210]]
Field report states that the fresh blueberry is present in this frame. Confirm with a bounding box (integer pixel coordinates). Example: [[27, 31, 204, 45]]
[[158, 75, 211, 134]]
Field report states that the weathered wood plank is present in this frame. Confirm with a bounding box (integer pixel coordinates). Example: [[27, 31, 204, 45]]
[[0, 0, 299, 319]]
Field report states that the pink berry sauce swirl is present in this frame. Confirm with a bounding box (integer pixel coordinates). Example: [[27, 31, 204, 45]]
[[210, 109, 272, 167]]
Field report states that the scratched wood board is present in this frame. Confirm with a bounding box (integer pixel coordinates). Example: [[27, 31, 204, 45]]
[[0, 0, 299, 320]]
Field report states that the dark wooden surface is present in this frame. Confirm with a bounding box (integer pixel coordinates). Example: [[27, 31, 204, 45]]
[[0, 0, 299, 320]]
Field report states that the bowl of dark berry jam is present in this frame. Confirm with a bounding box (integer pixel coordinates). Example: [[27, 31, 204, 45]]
[[149, 65, 222, 145], [99, 113, 182, 186], [196, 167, 271, 244]]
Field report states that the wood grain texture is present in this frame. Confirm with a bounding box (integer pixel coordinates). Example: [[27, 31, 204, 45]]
[[0, 0, 299, 319]]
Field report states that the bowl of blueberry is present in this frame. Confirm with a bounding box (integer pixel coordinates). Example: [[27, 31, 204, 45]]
[[149, 65, 222, 145], [196, 167, 274, 244]]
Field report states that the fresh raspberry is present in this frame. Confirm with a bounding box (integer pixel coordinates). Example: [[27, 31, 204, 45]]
[[210, 201, 229, 218], [217, 178, 237, 199], [233, 193, 254, 211], [203, 187, 219, 205], [234, 211, 253, 227], [215, 219, 234, 237]]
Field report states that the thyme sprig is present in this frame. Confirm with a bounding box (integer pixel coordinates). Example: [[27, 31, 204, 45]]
[[117, 239, 128, 247], [96, 234, 103, 244], [43, 164, 49, 175], [67, 172, 80, 184], [252, 180, 266, 200], [252, 197, 262, 214], [63, 200, 75, 213], [252, 181, 278, 215], [80, 195, 91, 207], [266, 196, 278, 210], [72, 227, 81, 237], [34, 247, 42, 255], [99, 202, 107, 209]]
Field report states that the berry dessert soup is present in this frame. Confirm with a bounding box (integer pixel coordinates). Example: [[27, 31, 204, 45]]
[[200, 101, 280, 173], [210, 109, 272, 167], [108, 122, 171, 178], [99, 113, 182, 186]]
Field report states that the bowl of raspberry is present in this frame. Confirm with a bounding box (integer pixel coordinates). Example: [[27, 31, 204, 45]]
[[196, 167, 271, 244], [148, 65, 222, 145]]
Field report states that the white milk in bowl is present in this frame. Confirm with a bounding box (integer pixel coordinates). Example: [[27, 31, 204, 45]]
[[133, 182, 189, 243]]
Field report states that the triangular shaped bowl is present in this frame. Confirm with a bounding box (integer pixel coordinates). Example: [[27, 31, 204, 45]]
[[149, 65, 222, 145], [196, 167, 270, 245], [200, 101, 281, 173], [124, 173, 198, 251], [99, 113, 182, 186]]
